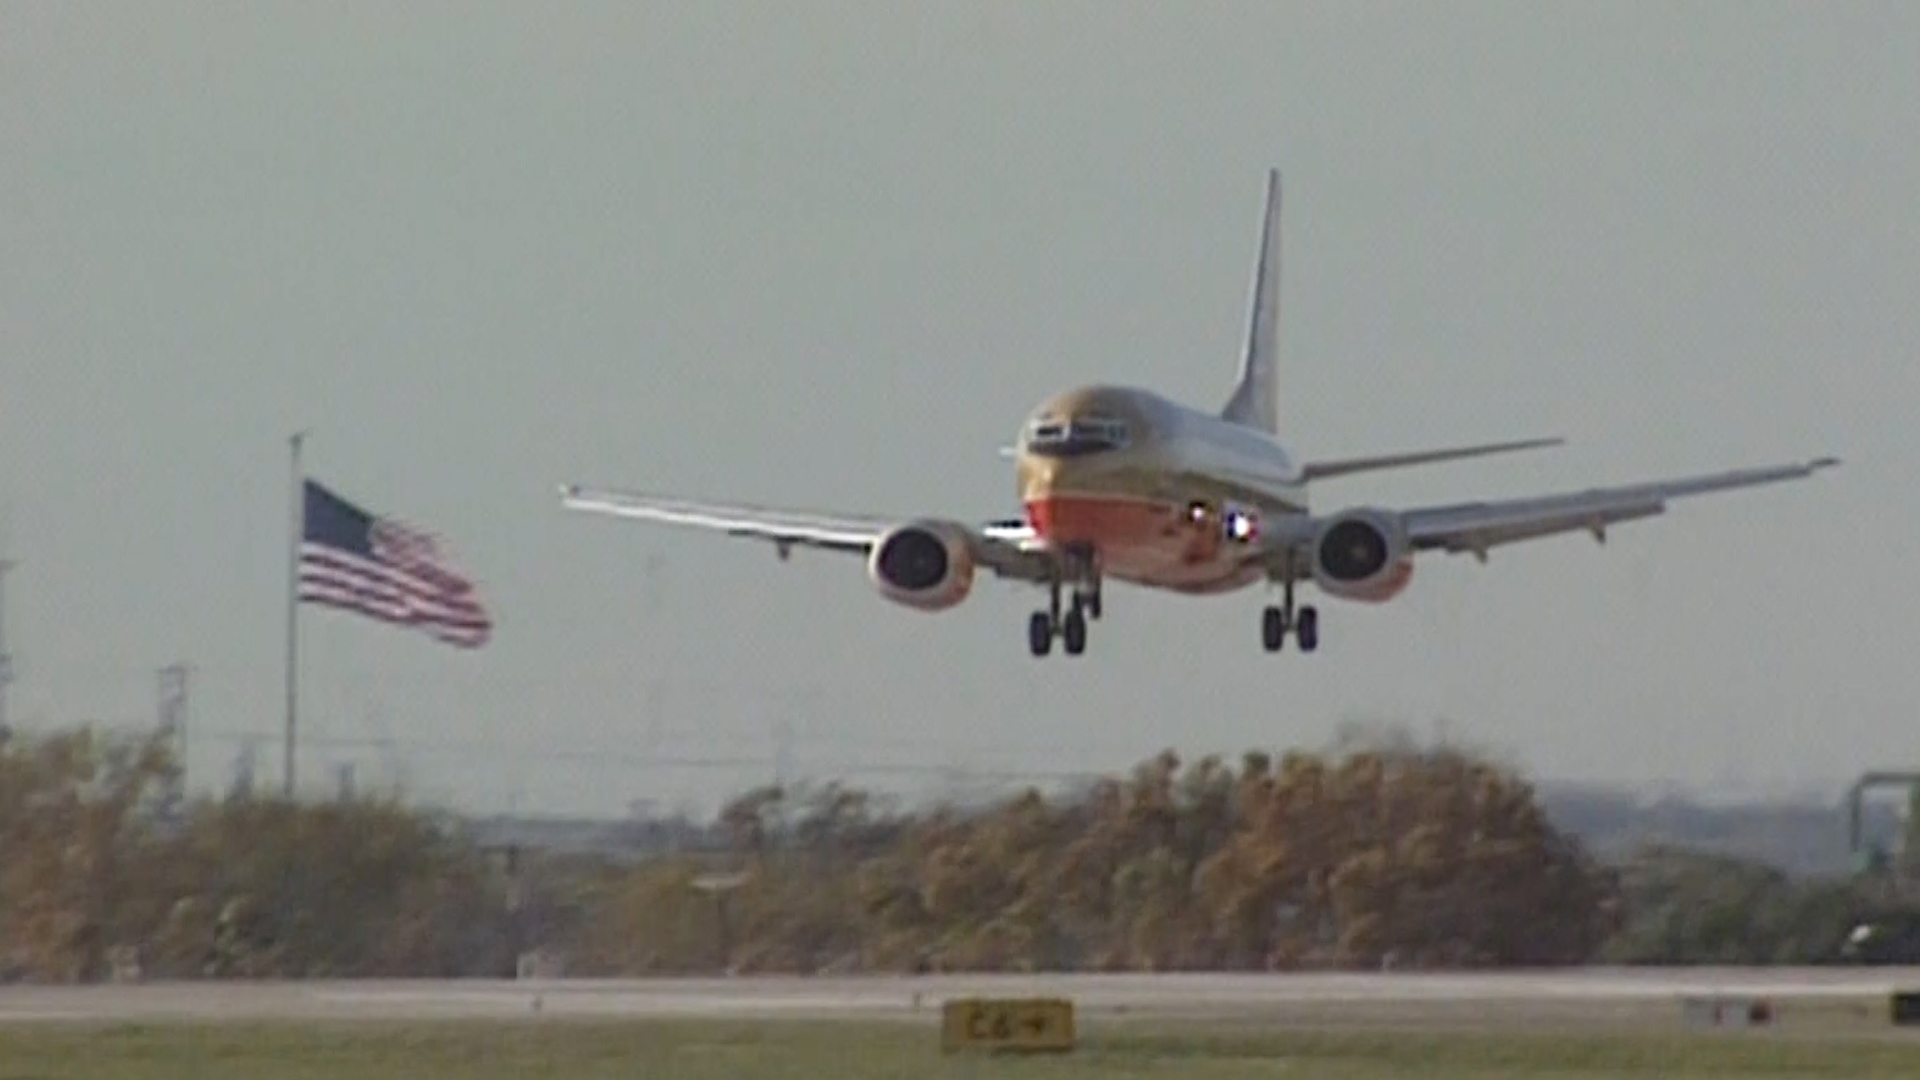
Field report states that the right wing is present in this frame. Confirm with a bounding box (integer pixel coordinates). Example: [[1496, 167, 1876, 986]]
[[1251, 456, 1839, 573], [1400, 456, 1840, 560], [557, 484, 1056, 582]]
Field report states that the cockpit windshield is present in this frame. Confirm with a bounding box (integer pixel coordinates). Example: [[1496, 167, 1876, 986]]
[[1024, 414, 1131, 457]]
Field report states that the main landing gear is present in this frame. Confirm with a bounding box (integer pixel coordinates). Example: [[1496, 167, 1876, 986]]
[[1029, 542, 1100, 658], [1024, 544, 1318, 657], [1261, 564, 1318, 654]]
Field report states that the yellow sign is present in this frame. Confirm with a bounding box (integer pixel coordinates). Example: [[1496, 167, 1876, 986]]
[[940, 996, 1075, 1054]]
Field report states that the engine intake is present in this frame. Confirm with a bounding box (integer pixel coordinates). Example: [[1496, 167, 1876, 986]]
[[867, 519, 976, 611], [1311, 508, 1414, 603]]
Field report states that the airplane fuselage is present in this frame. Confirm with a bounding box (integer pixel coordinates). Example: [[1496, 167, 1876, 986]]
[[1014, 384, 1307, 595]]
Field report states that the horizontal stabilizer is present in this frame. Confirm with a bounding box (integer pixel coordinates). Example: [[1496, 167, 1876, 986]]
[[1299, 437, 1565, 482]]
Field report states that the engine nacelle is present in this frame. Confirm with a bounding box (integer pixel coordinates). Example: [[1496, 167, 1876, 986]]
[[866, 519, 977, 612], [1311, 507, 1414, 603]]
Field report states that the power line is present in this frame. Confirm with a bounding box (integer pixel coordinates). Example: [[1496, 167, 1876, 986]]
[[0, 662, 1187, 765], [172, 724, 1100, 785]]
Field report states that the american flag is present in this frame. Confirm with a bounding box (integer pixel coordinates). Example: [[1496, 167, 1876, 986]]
[[297, 479, 492, 648]]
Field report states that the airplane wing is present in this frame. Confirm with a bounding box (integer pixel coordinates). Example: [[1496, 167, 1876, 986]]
[[1258, 456, 1839, 573], [557, 484, 1055, 581]]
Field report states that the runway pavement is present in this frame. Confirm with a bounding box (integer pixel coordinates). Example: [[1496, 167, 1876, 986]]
[[3, 968, 1919, 1025]]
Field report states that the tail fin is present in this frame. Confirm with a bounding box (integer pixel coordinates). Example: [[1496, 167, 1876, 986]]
[[1221, 168, 1282, 434]]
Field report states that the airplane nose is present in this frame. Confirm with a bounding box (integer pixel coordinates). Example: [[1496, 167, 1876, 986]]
[[1019, 458, 1123, 542], [1017, 455, 1070, 503]]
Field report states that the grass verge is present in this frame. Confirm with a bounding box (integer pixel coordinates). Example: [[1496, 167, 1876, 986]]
[[2, 1015, 1918, 1079]]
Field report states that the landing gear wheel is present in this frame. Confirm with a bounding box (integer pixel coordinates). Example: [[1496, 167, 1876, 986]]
[[1027, 611, 1053, 657], [1261, 605, 1287, 652], [1262, 558, 1320, 655], [1030, 546, 1102, 657], [1061, 607, 1088, 656]]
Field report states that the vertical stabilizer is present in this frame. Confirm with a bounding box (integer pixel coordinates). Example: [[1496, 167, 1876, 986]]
[[1221, 168, 1282, 434]]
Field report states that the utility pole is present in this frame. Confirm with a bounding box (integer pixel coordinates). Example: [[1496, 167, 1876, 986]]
[[0, 557, 15, 740], [284, 430, 307, 799], [157, 663, 190, 813], [773, 718, 793, 792], [229, 736, 258, 801]]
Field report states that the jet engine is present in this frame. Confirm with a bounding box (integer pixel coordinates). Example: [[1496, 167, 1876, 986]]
[[1310, 507, 1414, 603], [866, 519, 977, 611]]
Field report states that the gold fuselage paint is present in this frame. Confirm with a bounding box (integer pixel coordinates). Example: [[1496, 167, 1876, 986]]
[[1013, 385, 1308, 593]]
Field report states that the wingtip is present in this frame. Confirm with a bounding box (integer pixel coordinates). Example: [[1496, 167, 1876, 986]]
[[1810, 456, 1841, 471], [1509, 436, 1568, 452]]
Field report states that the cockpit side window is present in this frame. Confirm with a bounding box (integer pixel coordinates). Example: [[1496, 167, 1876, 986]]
[[1025, 413, 1131, 457]]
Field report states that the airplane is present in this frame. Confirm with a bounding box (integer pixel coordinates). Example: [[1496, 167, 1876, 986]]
[[559, 169, 1838, 658]]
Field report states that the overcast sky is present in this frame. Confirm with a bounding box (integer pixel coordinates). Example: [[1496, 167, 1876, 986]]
[[3, 2, 1915, 817]]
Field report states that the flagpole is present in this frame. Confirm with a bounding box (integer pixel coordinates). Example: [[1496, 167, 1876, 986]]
[[284, 430, 307, 800]]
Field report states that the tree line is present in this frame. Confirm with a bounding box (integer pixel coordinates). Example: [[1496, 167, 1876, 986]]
[[0, 722, 1912, 981]]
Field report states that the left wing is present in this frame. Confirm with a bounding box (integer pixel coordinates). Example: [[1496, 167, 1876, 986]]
[[557, 484, 1053, 581], [1255, 456, 1839, 572]]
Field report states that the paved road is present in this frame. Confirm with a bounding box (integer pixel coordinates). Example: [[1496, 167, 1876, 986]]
[[3, 969, 1918, 1024]]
